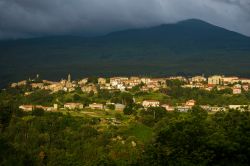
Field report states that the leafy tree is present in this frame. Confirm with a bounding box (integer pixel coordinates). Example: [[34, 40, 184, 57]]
[[107, 104, 115, 110], [120, 92, 134, 105], [123, 105, 134, 115], [32, 108, 45, 116]]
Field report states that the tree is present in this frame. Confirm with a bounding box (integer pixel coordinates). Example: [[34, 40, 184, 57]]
[[123, 105, 134, 115], [32, 108, 44, 116], [141, 107, 167, 121], [120, 92, 134, 105], [0, 105, 13, 132], [115, 113, 123, 121]]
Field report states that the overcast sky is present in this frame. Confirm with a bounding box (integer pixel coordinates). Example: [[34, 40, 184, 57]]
[[0, 0, 250, 39]]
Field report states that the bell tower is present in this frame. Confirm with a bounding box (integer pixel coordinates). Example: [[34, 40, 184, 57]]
[[68, 74, 71, 82]]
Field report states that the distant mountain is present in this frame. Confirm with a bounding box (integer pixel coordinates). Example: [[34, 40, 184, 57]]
[[0, 19, 250, 87]]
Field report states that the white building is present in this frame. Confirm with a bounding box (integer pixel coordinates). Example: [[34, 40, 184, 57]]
[[222, 77, 239, 85], [229, 105, 248, 110], [161, 104, 174, 111], [239, 78, 250, 84], [190, 76, 207, 83], [185, 100, 196, 107], [115, 104, 126, 111], [89, 103, 104, 110], [142, 100, 160, 108], [233, 87, 242, 94], [78, 78, 88, 85], [141, 78, 151, 84], [208, 75, 224, 85], [64, 103, 83, 110], [98, 78, 106, 85]]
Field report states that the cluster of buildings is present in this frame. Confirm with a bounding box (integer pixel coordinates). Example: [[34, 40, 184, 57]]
[[19, 102, 126, 112], [142, 99, 196, 112], [184, 75, 250, 94], [98, 77, 167, 91], [141, 99, 250, 112], [11, 74, 250, 95], [13, 74, 250, 113], [11, 75, 168, 93]]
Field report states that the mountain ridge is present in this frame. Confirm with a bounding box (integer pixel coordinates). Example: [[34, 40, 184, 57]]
[[0, 19, 250, 87]]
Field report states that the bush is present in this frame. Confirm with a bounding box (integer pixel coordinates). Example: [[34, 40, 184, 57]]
[[107, 104, 115, 110], [115, 113, 123, 121], [32, 108, 44, 116]]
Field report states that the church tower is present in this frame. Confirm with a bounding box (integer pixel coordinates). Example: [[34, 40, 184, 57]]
[[68, 74, 71, 82]]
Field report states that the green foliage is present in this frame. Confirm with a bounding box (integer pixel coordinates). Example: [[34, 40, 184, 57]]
[[142, 107, 250, 165], [1, 84, 250, 165], [24, 90, 54, 106], [123, 104, 134, 115], [166, 79, 185, 87], [165, 86, 250, 106], [107, 104, 115, 110], [0, 105, 13, 131], [140, 107, 167, 126], [120, 92, 134, 105], [32, 108, 45, 116], [114, 113, 123, 121]]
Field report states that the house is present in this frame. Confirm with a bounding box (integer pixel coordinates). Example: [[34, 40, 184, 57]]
[[78, 78, 88, 85], [222, 77, 239, 85], [98, 78, 106, 85], [64, 103, 83, 110], [141, 78, 151, 84], [19, 105, 57, 112], [115, 104, 126, 111], [19, 105, 34, 111], [89, 103, 104, 110], [11, 80, 27, 88], [110, 77, 128, 86], [45, 83, 64, 92], [208, 75, 224, 85], [200, 105, 226, 112], [242, 85, 249, 91], [147, 83, 160, 91], [204, 84, 215, 91], [150, 78, 166, 85], [239, 78, 250, 84], [182, 84, 204, 89], [117, 84, 126, 91], [81, 84, 97, 94], [31, 83, 44, 89], [185, 100, 196, 107], [42, 80, 57, 84], [232, 87, 242, 94], [141, 86, 150, 91], [190, 76, 207, 83], [161, 104, 174, 111], [175, 106, 190, 112], [229, 105, 248, 111], [142, 100, 160, 108], [210, 107, 226, 112], [168, 76, 187, 82]]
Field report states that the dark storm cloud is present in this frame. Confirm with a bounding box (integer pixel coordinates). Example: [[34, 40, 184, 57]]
[[0, 0, 250, 39]]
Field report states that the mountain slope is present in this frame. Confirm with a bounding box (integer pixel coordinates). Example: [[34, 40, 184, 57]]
[[0, 19, 250, 87]]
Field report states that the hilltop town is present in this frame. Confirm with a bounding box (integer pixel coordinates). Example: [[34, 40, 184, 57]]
[[9, 74, 250, 114]]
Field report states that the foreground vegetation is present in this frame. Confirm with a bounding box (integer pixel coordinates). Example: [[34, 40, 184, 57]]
[[1, 104, 250, 165], [1, 83, 250, 165]]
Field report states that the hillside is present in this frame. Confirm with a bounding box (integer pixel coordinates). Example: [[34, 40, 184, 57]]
[[0, 19, 250, 86]]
